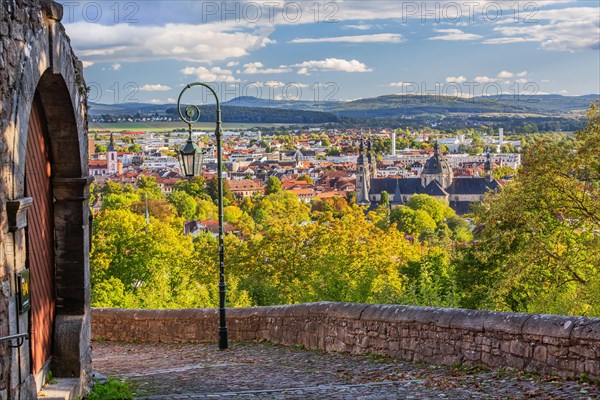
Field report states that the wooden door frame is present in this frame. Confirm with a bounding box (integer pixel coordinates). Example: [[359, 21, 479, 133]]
[[25, 90, 57, 385]]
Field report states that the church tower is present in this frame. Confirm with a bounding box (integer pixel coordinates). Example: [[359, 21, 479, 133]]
[[356, 138, 371, 205], [367, 138, 377, 179], [485, 152, 494, 182], [421, 141, 453, 188], [107, 132, 118, 175]]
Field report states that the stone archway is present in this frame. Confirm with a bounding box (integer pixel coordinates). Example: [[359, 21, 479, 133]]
[[0, 1, 92, 398]]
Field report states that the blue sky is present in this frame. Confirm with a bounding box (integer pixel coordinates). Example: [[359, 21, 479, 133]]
[[58, 0, 600, 104]]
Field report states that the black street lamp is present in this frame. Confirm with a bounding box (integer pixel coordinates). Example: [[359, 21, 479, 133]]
[[177, 82, 228, 350]]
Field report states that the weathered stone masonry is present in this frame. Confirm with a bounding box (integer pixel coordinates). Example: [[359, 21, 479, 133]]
[[93, 303, 600, 380], [1, 1, 92, 399]]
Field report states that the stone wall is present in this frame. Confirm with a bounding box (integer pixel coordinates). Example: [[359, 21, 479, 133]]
[[1, 1, 91, 398], [92, 303, 600, 380]]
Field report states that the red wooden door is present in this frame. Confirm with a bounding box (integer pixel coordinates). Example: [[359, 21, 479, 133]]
[[25, 92, 55, 375]]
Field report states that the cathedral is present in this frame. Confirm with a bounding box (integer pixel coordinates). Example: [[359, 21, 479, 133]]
[[356, 140, 501, 215]]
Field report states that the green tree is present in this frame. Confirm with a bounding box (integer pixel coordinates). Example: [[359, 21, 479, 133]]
[[406, 194, 454, 225], [168, 191, 197, 220], [493, 166, 516, 180], [205, 177, 235, 205], [224, 205, 243, 224], [390, 206, 436, 238], [251, 191, 310, 229], [91, 208, 252, 309], [103, 181, 123, 196], [265, 176, 283, 195], [380, 191, 390, 207], [174, 176, 208, 199], [128, 143, 142, 152], [455, 104, 600, 316], [446, 215, 473, 243], [196, 199, 218, 220], [297, 174, 314, 185], [346, 191, 357, 205], [101, 192, 140, 211], [138, 176, 163, 199]]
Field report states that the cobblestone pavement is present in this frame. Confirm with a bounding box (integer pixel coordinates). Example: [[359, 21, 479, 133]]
[[92, 342, 599, 399]]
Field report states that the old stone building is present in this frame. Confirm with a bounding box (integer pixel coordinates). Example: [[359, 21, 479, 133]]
[[357, 141, 501, 214], [1, 1, 92, 399]]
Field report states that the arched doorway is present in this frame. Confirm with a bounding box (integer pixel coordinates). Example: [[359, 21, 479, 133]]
[[1, 2, 92, 398], [25, 91, 56, 379]]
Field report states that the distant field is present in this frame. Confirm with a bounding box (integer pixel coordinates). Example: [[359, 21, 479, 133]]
[[89, 121, 306, 132]]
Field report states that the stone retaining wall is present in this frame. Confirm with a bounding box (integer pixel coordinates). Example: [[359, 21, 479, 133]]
[[92, 303, 600, 379]]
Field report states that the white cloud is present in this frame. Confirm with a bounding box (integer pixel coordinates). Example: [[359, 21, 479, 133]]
[[139, 84, 172, 91], [515, 79, 528, 84], [242, 62, 291, 74], [497, 71, 514, 78], [82, 61, 94, 68], [389, 82, 413, 87], [64, 21, 275, 63], [517, 71, 528, 77], [181, 66, 239, 83], [290, 33, 404, 44], [345, 24, 373, 30], [429, 29, 483, 41], [485, 7, 600, 52], [474, 76, 496, 83], [149, 99, 162, 104], [446, 75, 467, 84], [261, 81, 309, 88], [263, 81, 285, 87], [112, 63, 121, 71], [226, 61, 240, 67], [292, 58, 373, 74], [167, 98, 176, 103]]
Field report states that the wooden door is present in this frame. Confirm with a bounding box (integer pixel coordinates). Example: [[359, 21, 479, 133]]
[[25, 92, 55, 375]]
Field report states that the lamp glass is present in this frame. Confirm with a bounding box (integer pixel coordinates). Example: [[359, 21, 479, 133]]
[[179, 140, 203, 177]]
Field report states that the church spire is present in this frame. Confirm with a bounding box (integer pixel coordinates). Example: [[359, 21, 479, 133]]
[[394, 178, 403, 205], [357, 167, 371, 206], [485, 152, 494, 182], [107, 132, 116, 152], [357, 137, 366, 165]]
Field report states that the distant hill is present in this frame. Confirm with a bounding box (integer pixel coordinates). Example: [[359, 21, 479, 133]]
[[223, 96, 340, 111], [89, 102, 342, 124], [89, 94, 599, 122]]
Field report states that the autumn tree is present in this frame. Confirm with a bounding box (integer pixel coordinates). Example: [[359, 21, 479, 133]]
[[265, 176, 283, 195], [455, 104, 600, 316], [168, 191, 197, 220], [174, 176, 207, 198], [138, 175, 163, 199], [205, 177, 235, 205]]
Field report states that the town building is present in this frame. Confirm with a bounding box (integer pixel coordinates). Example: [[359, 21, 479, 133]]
[[228, 179, 264, 199], [357, 141, 501, 215]]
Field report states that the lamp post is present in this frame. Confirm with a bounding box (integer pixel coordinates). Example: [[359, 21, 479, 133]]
[[177, 82, 228, 350]]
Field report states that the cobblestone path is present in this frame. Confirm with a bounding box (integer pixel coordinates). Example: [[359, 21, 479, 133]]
[[92, 342, 599, 399]]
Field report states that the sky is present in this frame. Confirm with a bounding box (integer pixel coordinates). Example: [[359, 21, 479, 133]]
[[57, 0, 600, 104]]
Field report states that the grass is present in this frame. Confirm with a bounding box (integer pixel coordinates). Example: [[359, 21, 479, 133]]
[[46, 371, 57, 385], [85, 378, 133, 400]]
